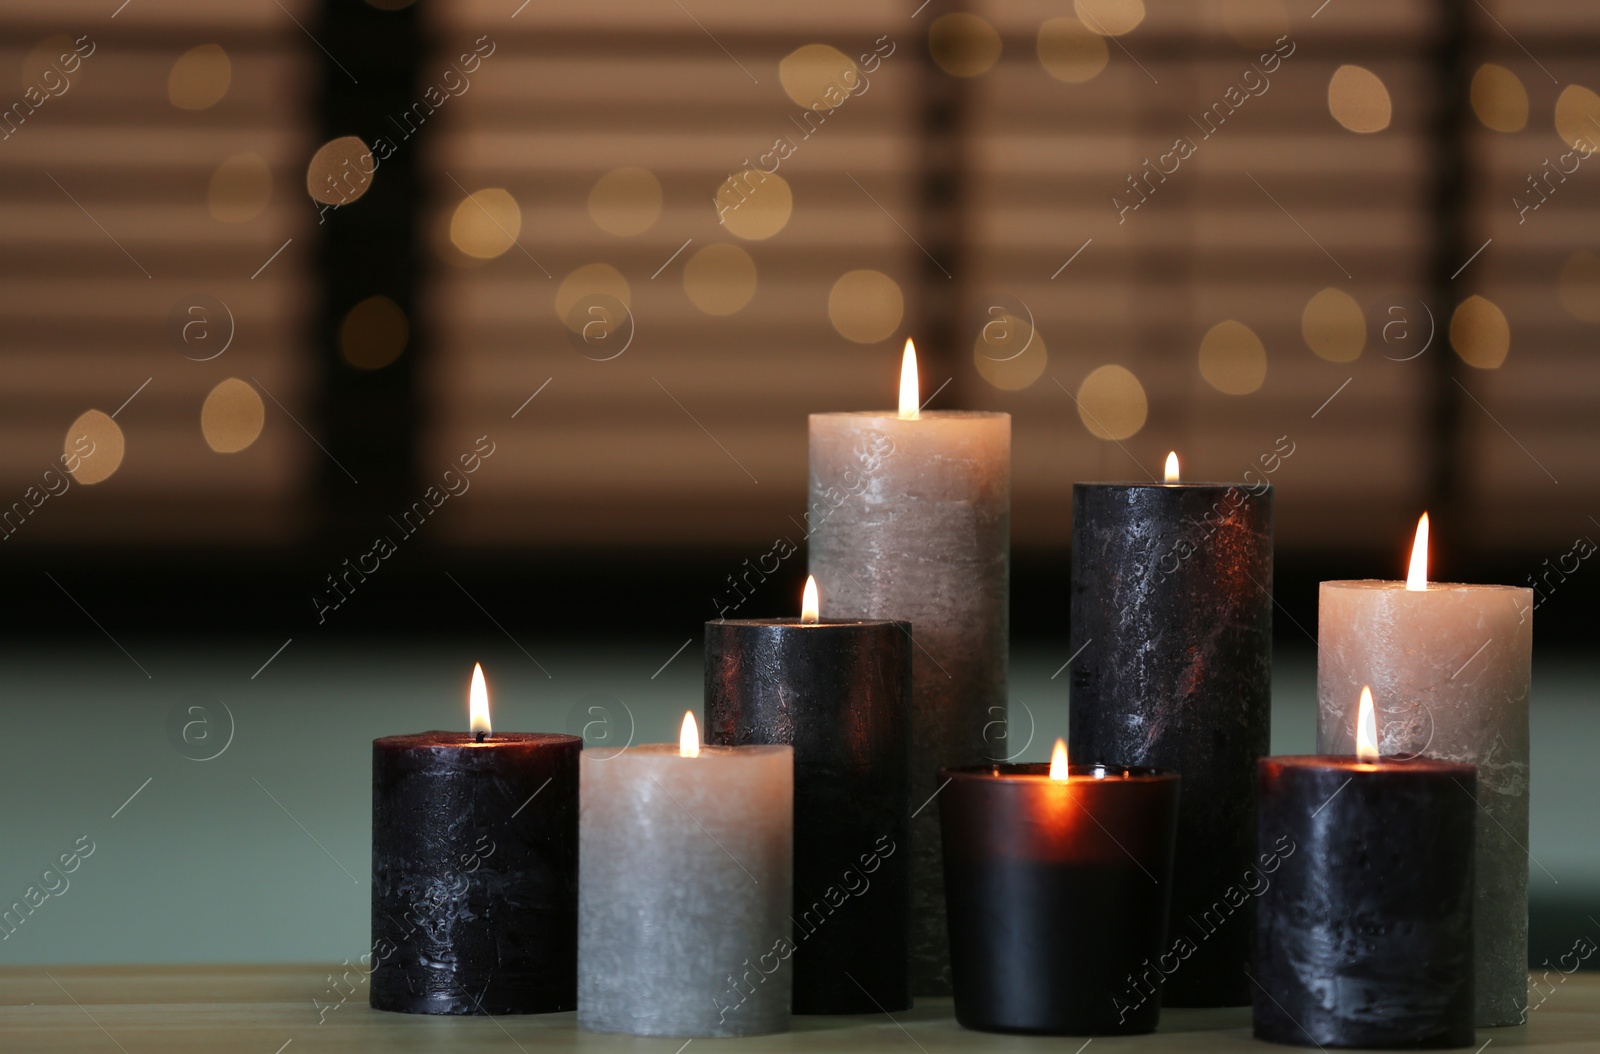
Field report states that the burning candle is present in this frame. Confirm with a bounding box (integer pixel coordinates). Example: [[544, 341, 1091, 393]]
[[808, 339, 1010, 993], [1317, 513, 1533, 1027], [1255, 688, 1477, 1049], [939, 740, 1181, 1035], [578, 712, 793, 1037], [371, 664, 580, 1014], [1068, 452, 1273, 1007], [704, 576, 912, 1013]]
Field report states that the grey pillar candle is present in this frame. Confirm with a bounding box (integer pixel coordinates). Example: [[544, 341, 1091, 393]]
[[577, 718, 793, 1038], [1068, 470, 1272, 1008], [704, 585, 912, 1013], [808, 343, 1010, 994], [1317, 514, 1534, 1027]]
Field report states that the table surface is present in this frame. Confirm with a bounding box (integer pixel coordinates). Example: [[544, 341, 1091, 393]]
[[0, 967, 1594, 1052]]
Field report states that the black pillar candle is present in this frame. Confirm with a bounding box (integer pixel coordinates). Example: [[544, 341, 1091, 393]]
[[938, 758, 1180, 1035], [1068, 477, 1272, 1007], [371, 729, 581, 1014], [1254, 755, 1476, 1049], [705, 612, 912, 1014]]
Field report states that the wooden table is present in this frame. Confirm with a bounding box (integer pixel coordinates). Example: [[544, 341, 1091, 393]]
[[1, 966, 1594, 1052]]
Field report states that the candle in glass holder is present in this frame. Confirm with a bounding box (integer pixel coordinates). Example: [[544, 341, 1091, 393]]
[[939, 740, 1180, 1035]]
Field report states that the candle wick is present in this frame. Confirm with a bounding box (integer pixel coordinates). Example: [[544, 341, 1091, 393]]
[[476, 730, 487, 743]]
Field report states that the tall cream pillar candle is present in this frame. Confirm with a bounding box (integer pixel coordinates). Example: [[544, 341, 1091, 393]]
[[808, 340, 1010, 995], [1316, 514, 1533, 1028]]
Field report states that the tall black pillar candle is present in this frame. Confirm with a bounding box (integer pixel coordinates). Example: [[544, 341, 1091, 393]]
[[371, 668, 580, 1014], [1254, 752, 1476, 1049], [1068, 470, 1272, 1007], [705, 592, 912, 1014]]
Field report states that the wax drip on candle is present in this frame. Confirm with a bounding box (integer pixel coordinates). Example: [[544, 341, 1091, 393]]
[[1356, 686, 1380, 762], [1406, 512, 1429, 591], [1048, 738, 1069, 782], [1164, 451, 1180, 483], [898, 338, 920, 420], [801, 575, 820, 624], [678, 710, 701, 758], [470, 662, 491, 741]]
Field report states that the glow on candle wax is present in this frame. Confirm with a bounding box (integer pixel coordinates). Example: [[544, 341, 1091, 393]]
[[469, 662, 492, 738], [1406, 512, 1429, 591], [678, 710, 701, 758], [1049, 738, 1069, 782], [897, 338, 919, 420], [1355, 686, 1380, 762], [801, 575, 819, 624], [1164, 451, 1180, 483]]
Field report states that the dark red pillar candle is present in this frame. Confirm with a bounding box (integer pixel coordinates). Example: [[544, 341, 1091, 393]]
[[939, 760, 1180, 1035], [371, 731, 580, 1014], [1254, 755, 1476, 1049]]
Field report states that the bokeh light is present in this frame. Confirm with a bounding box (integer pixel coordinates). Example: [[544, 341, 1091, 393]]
[[306, 136, 374, 207], [715, 170, 792, 241], [450, 188, 522, 259], [1328, 65, 1392, 134], [65, 410, 124, 485], [200, 378, 265, 453], [683, 244, 758, 316], [1075, 0, 1145, 37], [1470, 63, 1527, 133], [588, 167, 663, 237], [340, 295, 410, 369], [1199, 320, 1268, 394], [928, 13, 1002, 78], [1076, 365, 1148, 440], [208, 153, 272, 223], [1301, 287, 1367, 362], [828, 270, 904, 344], [779, 44, 858, 111], [974, 320, 1047, 391], [1558, 250, 1600, 322], [1554, 84, 1600, 151], [1450, 295, 1510, 369], [169, 44, 231, 110], [556, 263, 632, 331], [1222, 0, 1289, 50], [21, 35, 75, 92], [1037, 19, 1108, 85]]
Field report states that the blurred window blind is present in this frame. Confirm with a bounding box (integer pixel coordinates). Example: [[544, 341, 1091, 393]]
[[0, 0, 311, 546]]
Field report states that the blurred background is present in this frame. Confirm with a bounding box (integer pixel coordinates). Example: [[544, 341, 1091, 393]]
[[0, 0, 1595, 972]]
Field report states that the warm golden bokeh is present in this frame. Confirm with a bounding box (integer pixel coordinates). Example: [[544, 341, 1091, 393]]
[[683, 243, 758, 316], [449, 188, 522, 259], [208, 153, 272, 223], [778, 44, 858, 111], [1076, 365, 1148, 440], [1075, 0, 1145, 37], [1328, 65, 1393, 134], [588, 166, 663, 237], [556, 263, 632, 331], [200, 378, 265, 453], [305, 136, 374, 206], [1302, 287, 1367, 363], [65, 410, 124, 485], [715, 170, 793, 241], [1558, 250, 1600, 322], [340, 295, 410, 369], [1037, 18, 1109, 85], [974, 320, 1047, 391], [827, 270, 904, 344], [928, 13, 1002, 78], [1470, 63, 1527, 133], [168, 44, 231, 110], [1554, 84, 1600, 151], [1450, 295, 1510, 369], [1199, 320, 1268, 394]]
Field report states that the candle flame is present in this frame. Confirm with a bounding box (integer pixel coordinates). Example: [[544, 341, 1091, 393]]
[[469, 662, 491, 738], [897, 338, 920, 420], [1164, 451, 1180, 483], [1049, 738, 1069, 782], [679, 710, 701, 758], [1406, 512, 1429, 591], [1356, 686, 1379, 762], [801, 575, 820, 624]]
